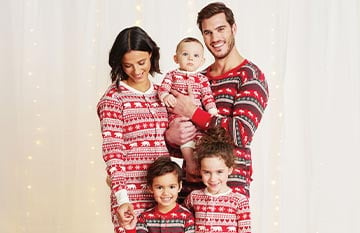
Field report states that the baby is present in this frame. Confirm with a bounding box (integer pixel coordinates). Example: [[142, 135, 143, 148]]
[[158, 37, 218, 182]]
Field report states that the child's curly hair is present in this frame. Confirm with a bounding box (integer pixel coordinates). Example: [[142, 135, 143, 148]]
[[195, 126, 235, 168]]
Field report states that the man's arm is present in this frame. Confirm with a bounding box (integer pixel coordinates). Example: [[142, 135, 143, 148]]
[[169, 72, 269, 148]]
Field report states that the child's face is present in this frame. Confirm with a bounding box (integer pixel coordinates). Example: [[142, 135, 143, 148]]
[[200, 156, 233, 195], [174, 41, 205, 72], [149, 172, 182, 213]]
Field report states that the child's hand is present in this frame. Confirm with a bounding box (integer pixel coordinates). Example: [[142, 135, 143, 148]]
[[164, 94, 177, 108], [122, 213, 137, 230]]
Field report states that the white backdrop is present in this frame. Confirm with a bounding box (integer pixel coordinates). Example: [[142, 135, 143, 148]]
[[1, 0, 359, 233]]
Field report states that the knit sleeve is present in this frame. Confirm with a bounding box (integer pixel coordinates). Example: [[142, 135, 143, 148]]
[[228, 73, 268, 147], [198, 73, 217, 111], [135, 213, 149, 233], [236, 196, 251, 233], [124, 229, 136, 233], [158, 71, 174, 102], [192, 67, 269, 148], [182, 192, 194, 212], [97, 96, 129, 205], [184, 211, 195, 233]]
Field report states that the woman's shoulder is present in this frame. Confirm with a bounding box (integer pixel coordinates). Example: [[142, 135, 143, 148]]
[[97, 83, 122, 108], [100, 83, 119, 98]]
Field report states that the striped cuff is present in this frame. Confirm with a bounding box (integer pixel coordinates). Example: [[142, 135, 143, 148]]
[[115, 189, 130, 206]]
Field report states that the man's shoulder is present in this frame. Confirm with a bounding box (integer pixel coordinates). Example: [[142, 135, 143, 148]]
[[240, 59, 262, 72], [233, 59, 266, 84]]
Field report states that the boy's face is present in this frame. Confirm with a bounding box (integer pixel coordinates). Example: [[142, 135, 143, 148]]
[[174, 41, 205, 72], [149, 172, 182, 213]]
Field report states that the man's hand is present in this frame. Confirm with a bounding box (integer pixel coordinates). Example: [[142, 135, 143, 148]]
[[165, 117, 196, 146], [169, 86, 197, 118]]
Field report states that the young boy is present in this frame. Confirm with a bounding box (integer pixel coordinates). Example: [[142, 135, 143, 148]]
[[183, 127, 251, 233], [158, 37, 218, 182], [124, 156, 195, 233]]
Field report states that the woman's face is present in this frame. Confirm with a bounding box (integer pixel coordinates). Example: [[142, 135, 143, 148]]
[[121, 50, 152, 85]]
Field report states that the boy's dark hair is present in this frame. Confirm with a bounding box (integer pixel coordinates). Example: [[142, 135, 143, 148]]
[[197, 2, 235, 32], [147, 157, 183, 186]]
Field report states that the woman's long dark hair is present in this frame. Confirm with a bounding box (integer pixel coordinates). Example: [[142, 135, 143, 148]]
[[108, 26, 161, 85]]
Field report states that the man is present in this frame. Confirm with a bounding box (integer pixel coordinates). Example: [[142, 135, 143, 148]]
[[166, 2, 269, 199]]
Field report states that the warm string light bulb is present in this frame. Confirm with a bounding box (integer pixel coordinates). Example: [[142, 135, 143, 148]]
[[135, 1, 143, 26]]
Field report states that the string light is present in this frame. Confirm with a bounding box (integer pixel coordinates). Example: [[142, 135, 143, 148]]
[[268, 9, 282, 233], [135, 1, 143, 26]]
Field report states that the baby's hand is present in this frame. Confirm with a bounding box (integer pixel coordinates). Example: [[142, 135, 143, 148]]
[[164, 94, 177, 108]]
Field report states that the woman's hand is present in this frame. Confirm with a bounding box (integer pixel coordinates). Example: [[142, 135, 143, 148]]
[[116, 203, 135, 228]]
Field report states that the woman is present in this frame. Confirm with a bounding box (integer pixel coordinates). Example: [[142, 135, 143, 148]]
[[97, 26, 169, 233]]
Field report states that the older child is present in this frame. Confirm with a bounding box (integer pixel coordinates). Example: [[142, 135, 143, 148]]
[[183, 127, 251, 233], [158, 37, 218, 182], [124, 156, 195, 233]]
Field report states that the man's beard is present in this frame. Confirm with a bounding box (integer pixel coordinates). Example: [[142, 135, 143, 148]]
[[209, 36, 235, 60]]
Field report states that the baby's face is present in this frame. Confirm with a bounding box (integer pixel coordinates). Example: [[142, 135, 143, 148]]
[[175, 41, 205, 72]]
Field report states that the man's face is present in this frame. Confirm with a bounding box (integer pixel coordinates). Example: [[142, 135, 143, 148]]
[[201, 13, 236, 59]]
